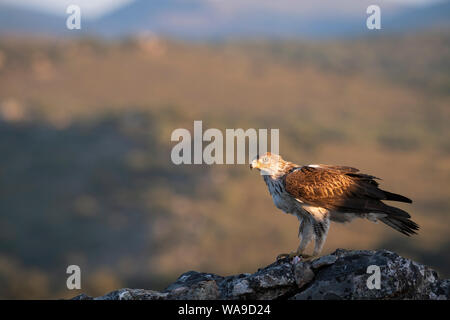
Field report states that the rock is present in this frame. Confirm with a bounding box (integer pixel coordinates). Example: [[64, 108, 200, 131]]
[[168, 280, 221, 300], [431, 279, 450, 300], [72, 249, 450, 300], [293, 262, 315, 289], [71, 293, 93, 300], [226, 261, 297, 299], [93, 288, 168, 300], [291, 249, 442, 300], [311, 254, 338, 269]]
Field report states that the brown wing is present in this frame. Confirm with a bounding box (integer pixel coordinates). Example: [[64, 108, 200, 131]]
[[284, 165, 418, 236], [284, 166, 411, 211]]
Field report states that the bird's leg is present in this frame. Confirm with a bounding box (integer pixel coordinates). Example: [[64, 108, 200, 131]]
[[276, 217, 314, 261], [312, 215, 330, 257]]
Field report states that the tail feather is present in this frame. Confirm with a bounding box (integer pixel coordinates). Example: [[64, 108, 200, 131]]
[[379, 203, 411, 218], [380, 216, 419, 236], [376, 202, 419, 236], [382, 190, 412, 203]]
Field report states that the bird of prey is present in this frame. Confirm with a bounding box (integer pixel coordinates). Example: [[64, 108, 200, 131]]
[[250, 152, 419, 260]]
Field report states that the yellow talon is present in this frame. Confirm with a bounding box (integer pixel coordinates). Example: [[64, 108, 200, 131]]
[[276, 251, 313, 261], [276, 252, 292, 260]]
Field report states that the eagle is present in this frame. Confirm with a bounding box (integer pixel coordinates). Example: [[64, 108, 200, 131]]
[[250, 152, 419, 260]]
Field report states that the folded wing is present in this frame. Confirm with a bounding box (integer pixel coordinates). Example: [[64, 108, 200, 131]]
[[284, 166, 418, 235]]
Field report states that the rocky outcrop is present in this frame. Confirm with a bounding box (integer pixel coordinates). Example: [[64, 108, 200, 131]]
[[72, 249, 449, 300]]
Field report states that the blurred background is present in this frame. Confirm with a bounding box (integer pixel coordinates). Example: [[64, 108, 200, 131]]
[[0, 0, 449, 299]]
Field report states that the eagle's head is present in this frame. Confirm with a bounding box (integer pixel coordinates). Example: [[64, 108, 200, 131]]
[[250, 152, 285, 176]]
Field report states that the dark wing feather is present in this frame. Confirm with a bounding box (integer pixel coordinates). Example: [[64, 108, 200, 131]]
[[284, 166, 417, 235]]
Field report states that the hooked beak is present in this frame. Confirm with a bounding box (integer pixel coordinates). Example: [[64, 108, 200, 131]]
[[250, 159, 259, 170]]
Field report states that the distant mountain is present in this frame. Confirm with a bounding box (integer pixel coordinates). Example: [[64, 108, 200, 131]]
[[0, 0, 449, 38], [87, 0, 207, 37], [384, 1, 450, 31], [0, 4, 64, 34]]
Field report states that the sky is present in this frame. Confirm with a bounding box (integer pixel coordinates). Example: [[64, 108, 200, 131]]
[[0, 0, 134, 18], [0, 0, 444, 19]]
